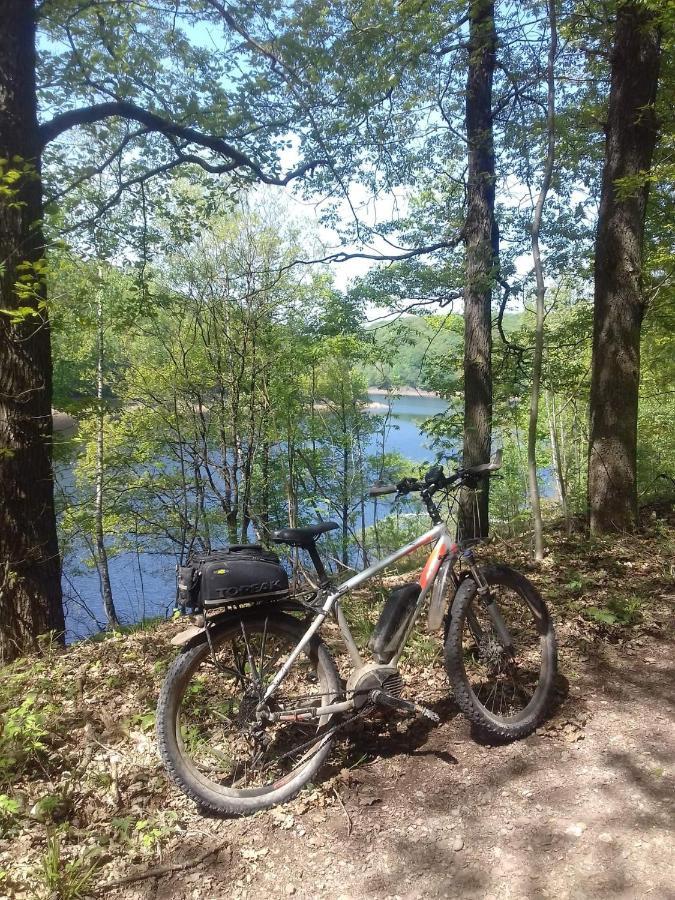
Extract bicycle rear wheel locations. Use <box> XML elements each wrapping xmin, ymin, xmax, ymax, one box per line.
<box><xmin>157</xmin><ymin>611</ymin><xmax>340</xmax><ymax>815</ymax></box>
<box><xmin>444</xmin><ymin>565</ymin><xmax>557</xmax><ymax>740</ymax></box>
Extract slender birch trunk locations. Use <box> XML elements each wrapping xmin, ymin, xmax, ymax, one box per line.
<box><xmin>94</xmin><ymin>272</ymin><xmax>119</xmax><ymax>629</ymax></box>
<box><xmin>546</xmin><ymin>390</ymin><xmax>570</xmax><ymax>533</ymax></box>
<box><xmin>527</xmin><ymin>0</ymin><xmax>557</xmax><ymax>561</ymax></box>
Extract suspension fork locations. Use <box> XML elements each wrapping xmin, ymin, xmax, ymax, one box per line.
<box><xmin>462</xmin><ymin>550</ymin><xmax>515</xmax><ymax>653</ymax></box>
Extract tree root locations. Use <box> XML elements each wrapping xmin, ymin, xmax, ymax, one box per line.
<box><xmin>98</xmin><ymin>842</ymin><xmax>228</xmax><ymax>892</ymax></box>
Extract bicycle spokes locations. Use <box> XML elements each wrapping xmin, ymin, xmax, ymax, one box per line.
<box><xmin>177</xmin><ymin>620</ymin><xmax>332</xmax><ymax>791</ymax></box>
<box><xmin>460</xmin><ymin>587</ymin><xmax>543</xmax><ymax>719</ymax></box>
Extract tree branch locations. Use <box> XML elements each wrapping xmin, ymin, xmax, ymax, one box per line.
<box><xmin>39</xmin><ymin>101</ymin><xmax>327</xmax><ymax>185</ymax></box>
<box><xmin>495</xmin><ymin>275</ymin><xmax>526</xmax><ymax>359</ymax></box>
<box><xmin>292</xmin><ymin>232</ymin><xmax>464</xmax><ymax>267</ymax></box>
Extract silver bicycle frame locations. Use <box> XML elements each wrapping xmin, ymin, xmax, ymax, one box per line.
<box><xmin>261</xmin><ymin>522</ymin><xmax>458</xmax><ymax>706</ymax></box>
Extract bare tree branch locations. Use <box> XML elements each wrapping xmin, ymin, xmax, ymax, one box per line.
<box><xmin>39</xmin><ymin>100</ymin><xmax>327</xmax><ymax>185</ymax></box>
<box><xmin>292</xmin><ymin>231</ymin><xmax>464</xmax><ymax>267</ymax></box>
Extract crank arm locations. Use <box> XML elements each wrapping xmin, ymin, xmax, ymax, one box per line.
<box><xmin>369</xmin><ymin>689</ymin><xmax>440</xmax><ymax>723</ymax></box>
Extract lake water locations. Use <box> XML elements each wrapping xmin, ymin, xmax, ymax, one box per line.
<box><xmin>368</xmin><ymin>392</ymin><xmax>450</xmax><ymax>462</ymax></box>
<box><xmin>61</xmin><ymin>392</ymin><xmax>451</xmax><ymax>639</ymax></box>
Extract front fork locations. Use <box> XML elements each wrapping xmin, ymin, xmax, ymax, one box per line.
<box><xmin>462</xmin><ymin>550</ymin><xmax>515</xmax><ymax>653</ymax></box>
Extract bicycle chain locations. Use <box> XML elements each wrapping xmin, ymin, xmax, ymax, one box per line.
<box><xmin>267</xmin><ymin>703</ymin><xmax>374</xmax><ymax>768</ymax></box>
<box><xmin>264</xmin><ymin>685</ymin><xmax>445</xmax><ymax>770</ymax></box>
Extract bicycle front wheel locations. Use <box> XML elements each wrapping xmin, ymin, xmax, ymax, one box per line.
<box><xmin>445</xmin><ymin>565</ymin><xmax>557</xmax><ymax>740</ymax></box>
<box><xmin>157</xmin><ymin>611</ymin><xmax>340</xmax><ymax>815</ymax></box>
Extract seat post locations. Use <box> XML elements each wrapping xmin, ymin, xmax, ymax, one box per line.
<box><xmin>305</xmin><ymin>541</ymin><xmax>330</xmax><ymax>588</ymax></box>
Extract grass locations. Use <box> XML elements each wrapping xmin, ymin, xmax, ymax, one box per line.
<box><xmin>86</xmin><ymin>614</ymin><xmax>167</xmax><ymax>643</ymax></box>
<box><xmin>38</xmin><ymin>831</ymin><xmax>101</xmax><ymax>900</ymax></box>
<box><xmin>401</xmin><ymin>630</ymin><xmax>442</xmax><ymax>666</ymax></box>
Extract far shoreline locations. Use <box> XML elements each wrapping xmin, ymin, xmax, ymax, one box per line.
<box><xmin>54</xmin><ymin>387</ymin><xmax>445</xmax><ymax>433</ymax></box>
<box><xmin>367</xmin><ymin>386</ymin><xmax>441</xmax><ymax>399</ymax></box>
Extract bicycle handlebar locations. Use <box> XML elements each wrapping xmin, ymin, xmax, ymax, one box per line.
<box><xmin>368</xmin><ymin>483</ymin><xmax>398</xmax><ymax>497</ymax></box>
<box><xmin>368</xmin><ymin>450</ymin><xmax>502</xmax><ymax>499</ymax></box>
<box><xmin>368</xmin><ymin>474</ymin><xmax>452</xmax><ymax>498</ymax></box>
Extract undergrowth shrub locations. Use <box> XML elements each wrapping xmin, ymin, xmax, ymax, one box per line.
<box><xmin>583</xmin><ymin>595</ymin><xmax>643</xmax><ymax>627</ymax></box>
<box><xmin>0</xmin><ymin>694</ymin><xmax>54</xmax><ymax>784</ymax></box>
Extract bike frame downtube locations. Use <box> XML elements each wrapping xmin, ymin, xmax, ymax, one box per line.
<box><xmin>261</xmin><ymin>524</ymin><xmax>448</xmax><ymax>705</ymax></box>
<box><xmin>390</xmin><ymin>531</ymin><xmax>457</xmax><ymax>665</ymax></box>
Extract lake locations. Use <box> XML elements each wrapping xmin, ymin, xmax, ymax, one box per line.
<box><xmin>367</xmin><ymin>391</ymin><xmax>450</xmax><ymax>462</ymax></box>
<box><xmin>60</xmin><ymin>391</ymin><xmax>451</xmax><ymax>640</ymax></box>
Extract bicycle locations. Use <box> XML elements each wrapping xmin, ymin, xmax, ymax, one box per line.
<box><xmin>156</xmin><ymin>450</ymin><xmax>557</xmax><ymax>815</ymax></box>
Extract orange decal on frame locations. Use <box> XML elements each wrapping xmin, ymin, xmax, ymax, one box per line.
<box><xmin>419</xmin><ymin>541</ymin><xmax>448</xmax><ymax>590</ymax></box>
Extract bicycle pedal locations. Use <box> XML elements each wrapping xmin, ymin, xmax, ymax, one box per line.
<box><xmin>369</xmin><ymin>689</ymin><xmax>440</xmax><ymax>723</ymax></box>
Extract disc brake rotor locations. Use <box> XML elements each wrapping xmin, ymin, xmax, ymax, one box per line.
<box><xmin>478</xmin><ymin>632</ymin><xmax>506</xmax><ymax>672</ymax></box>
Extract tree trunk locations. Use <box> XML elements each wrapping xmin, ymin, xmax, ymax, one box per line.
<box><xmin>546</xmin><ymin>390</ymin><xmax>570</xmax><ymax>533</ymax></box>
<box><xmin>341</xmin><ymin>435</ymin><xmax>349</xmax><ymax>568</ymax></box>
<box><xmin>527</xmin><ymin>0</ymin><xmax>557</xmax><ymax>562</ymax></box>
<box><xmin>461</xmin><ymin>0</ymin><xmax>497</xmax><ymax>541</ymax></box>
<box><xmin>94</xmin><ymin>278</ymin><xmax>119</xmax><ymax>629</ymax></box>
<box><xmin>259</xmin><ymin>440</ymin><xmax>270</xmax><ymax>537</ymax></box>
<box><xmin>0</xmin><ymin>0</ymin><xmax>64</xmax><ymax>661</ymax></box>
<box><xmin>588</xmin><ymin>3</ymin><xmax>661</xmax><ymax>534</ymax></box>
<box><xmin>355</xmin><ymin>418</ymin><xmax>368</xmax><ymax>567</ymax></box>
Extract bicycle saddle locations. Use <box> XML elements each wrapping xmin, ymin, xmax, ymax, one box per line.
<box><xmin>270</xmin><ymin>521</ymin><xmax>339</xmax><ymax>546</ymax></box>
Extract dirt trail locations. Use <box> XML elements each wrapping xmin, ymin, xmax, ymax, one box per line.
<box><xmin>110</xmin><ymin>631</ymin><xmax>674</xmax><ymax>900</ymax></box>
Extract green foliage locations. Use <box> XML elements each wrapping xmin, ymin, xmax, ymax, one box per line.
<box><xmin>0</xmin><ymin>156</ymin><xmax>39</xmax><ymax>211</ymax></box>
<box><xmin>401</xmin><ymin>630</ymin><xmax>440</xmax><ymax>667</ymax></box>
<box><xmin>38</xmin><ymin>831</ymin><xmax>101</xmax><ymax>900</ymax></box>
<box><xmin>133</xmin><ymin>811</ymin><xmax>179</xmax><ymax>855</ymax></box>
<box><xmin>0</xmin><ymin>793</ymin><xmax>21</xmax><ymax>838</ymax></box>
<box><xmin>50</xmin><ymin>255</ymin><xmax>144</xmax><ymax>410</ymax></box>
<box><xmin>0</xmin><ymin>695</ymin><xmax>52</xmax><ymax>784</ymax></box>
<box><xmin>0</xmin><ymin>794</ymin><xmax>20</xmax><ymax>816</ymax></box>
<box><xmin>109</xmin><ymin>811</ymin><xmax>180</xmax><ymax>856</ymax></box>
<box><xmin>363</xmin><ymin>510</ymin><xmax>429</xmax><ymax>557</ymax></box>
<box><xmin>52</xmin><ymin>195</ymin><xmax>394</xmax><ymax>582</ymax></box>
<box><xmin>131</xmin><ymin>710</ymin><xmax>156</xmax><ymax>732</ymax></box>
<box><xmin>362</xmin><ymin>314</ymin><xmax>461</xmax><ymax>390</ymax></box>
<box><xmin>38</xmin><ymin>0</ymin><xmax>673</xmax><ymax>585</ymax></box>
<box><xmin>583</xmin><ymin>597</ymin><xmax>643</xmax><ymax>628</ymax></box>
<box><xmin>638</xmin><ymin>297</ymin><xmax>675</xmax><ymax>496</ymax></box>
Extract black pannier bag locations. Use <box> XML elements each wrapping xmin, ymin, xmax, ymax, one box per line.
<box><xmin>177</xmin><ymin>545</ymin><xmax>289</xmax><ymax>611</ymax></box>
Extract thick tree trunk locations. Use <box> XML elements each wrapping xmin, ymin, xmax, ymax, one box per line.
<box><xmin>461</xmin><ymin>0</ymin><xmax>498</xmax><ymax>541</ymax></box>
<box><xmin>0</xmin><ymin>0</ymin><xmax>64</xmax><ymax>661</ymax></box>
<box><xmin>588</xmin><ymin>3</ymin><xmax>661</xmax><ymax>534</ymax></box>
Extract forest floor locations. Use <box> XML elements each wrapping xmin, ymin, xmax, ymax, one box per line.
<box><xmin>1</xmin><ymin>506</ymin><xmax>674</xmax><ymax>900</ymax></box>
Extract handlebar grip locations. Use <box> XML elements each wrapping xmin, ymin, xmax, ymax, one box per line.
<box><xmin>368</xmin><ymin>483</ymin><xmax>398</xmax><ymax>497</ymax></box>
